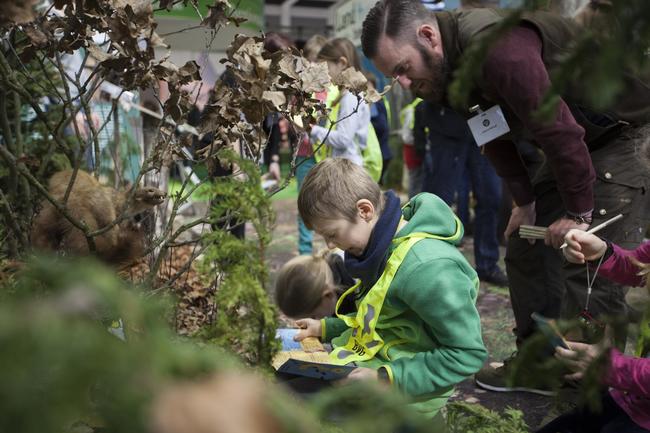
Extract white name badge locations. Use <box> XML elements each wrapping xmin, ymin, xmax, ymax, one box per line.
<box><xmin>467</xmin><ymin>105</ymin><xmax>510</xmax><ymax>146</ymax></box>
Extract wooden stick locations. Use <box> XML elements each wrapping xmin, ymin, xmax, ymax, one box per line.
<box><xmin>559</xmin><ymin>213</ymin><xmax>624</xmax><ymax>249</ymax></box>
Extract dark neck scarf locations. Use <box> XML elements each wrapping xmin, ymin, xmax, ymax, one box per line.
<box><xmin>344</xmin><ymin>190</ymin><xmax>401</xmax><ymax>291</ymax></box>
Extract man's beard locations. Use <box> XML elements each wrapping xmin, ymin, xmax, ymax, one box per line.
<box><xmin>413</xmin><ymin>45</ymin><xmax>449</xmax><ymax>103</ymax></box>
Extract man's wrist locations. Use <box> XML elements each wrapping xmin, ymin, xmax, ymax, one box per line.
<box><xmin>565</xmin><ymin>210</ymin><xmax>593</xmax><ymax>225</ymax></box>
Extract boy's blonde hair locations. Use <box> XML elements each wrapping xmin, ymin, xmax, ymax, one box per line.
<box><xmin>275</xmin><ymin>253</ymin><xmax>333</xmax><ymax>318</ymax></box>
<box><xmin>297</xmin><ymin>158</ymin><xmax>383</xmax><ymax>229</ymax></box>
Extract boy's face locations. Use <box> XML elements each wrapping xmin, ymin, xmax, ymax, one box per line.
<box><xmin>311</xmin><ymin>199</ymin><xmax>377</xmax><ymax>257</ymax></box>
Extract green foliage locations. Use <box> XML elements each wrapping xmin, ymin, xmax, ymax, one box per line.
<box><xmin>0</xmin><ymin>256</ymin><xmax>238</xmax><ymax>433</ymax></box>
<box><xmin>446</xmin><ymin>402</ymin><xmax>528</xmax><ymax>433</ymax></box>
<box><xmin>309</xmin><ymin>381</ymin><xmax>442</xmax><ymax>433</ymax></box>
<box><xmin>197</xmin><ymin>148</ymin><xmax>279</xmax><ymax>366</ymax></box>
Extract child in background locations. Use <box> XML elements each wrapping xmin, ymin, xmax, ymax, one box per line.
<box><xmin>275</xmin><ymin>251</ymin><xmax>356</xmax><ymax>320</ymax></box>
<box><xmin>294</xmin><ymin>158</ymin><xmax>487</xmax><ymax>420</ymax></box>
<box><xmin>310</xmin><ymin>38</ymin><xmax>374</xmax><ymax>170</ymax></box>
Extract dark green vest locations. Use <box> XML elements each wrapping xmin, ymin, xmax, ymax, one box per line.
<box><xmin>435</xmin><ymin>8</ymin><xmax>650</xmax><ymax>145</ymax></box>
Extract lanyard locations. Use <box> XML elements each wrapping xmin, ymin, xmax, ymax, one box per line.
<box><xmin>584</xmin><ymin>253</ymin><xmax>606</xmax><ymax>311</ymax></box>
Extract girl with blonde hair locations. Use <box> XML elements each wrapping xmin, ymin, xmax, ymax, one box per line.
<box><xmin>275</xmin><ymin>251</ymin><xmax>356</xmax><ymax>319</ymax></box>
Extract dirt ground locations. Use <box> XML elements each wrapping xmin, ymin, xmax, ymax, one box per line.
<box><xmin>265</xmin><ymin>198</ymin><xmax>566</xmax><ymax>430</ymax></box>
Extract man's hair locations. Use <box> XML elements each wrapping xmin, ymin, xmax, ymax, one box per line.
<box><xmin>361</xmin><ymin>0</ymin><xmax>433</xmax><ymax>59</ymax></box>
<box><xmin>317</xmin><ymin>37</ymin><xmax>362</xmax><ymax>71</ymax></box>
<box><xmin>298</xmin><ymin>158</ymin><xmax>383</xmax><ymax>229</ymax></box>
<box><xmin>275</xmin><ymin>254</ymin><xmax>333</xmax><ymax>318</ymax></box>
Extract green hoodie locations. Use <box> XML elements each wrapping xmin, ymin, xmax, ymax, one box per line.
<box><xmin>322</xmin><ymin>193</ymin><xmax>487</xmax><ymax>417</ymax></box>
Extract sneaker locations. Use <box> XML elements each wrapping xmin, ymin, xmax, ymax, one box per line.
<box><xmin>478</xmin><ymin>267</ymin><xmax>509</xmax><ymax>287</ymax></box>
<box><xmin>474</xmin><ymin>353</ymin><xmax>556</xmax><ymax>396</ymax></box>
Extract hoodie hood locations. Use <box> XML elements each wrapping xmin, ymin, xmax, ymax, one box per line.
<box><xmin>397</xmin><ymin>193</ymin><xmax>464</xmax><ymax>246</ymax></box>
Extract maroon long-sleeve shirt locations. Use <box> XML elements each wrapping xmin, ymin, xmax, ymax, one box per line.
<box><xmin>480</xmin><ymin>26</ymin><xmax>596</xmax><ymax>215</ymax></box>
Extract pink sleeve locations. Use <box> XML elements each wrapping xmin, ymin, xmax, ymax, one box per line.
<box><xmin>605</xmin><ymin>349</ymin><xmax>650</xmax><ymax>398</ymax></box>
<box><xmin>598</xmin><ymin>241</ymin><xmax>650</xmax><ymax>287</ymax></box>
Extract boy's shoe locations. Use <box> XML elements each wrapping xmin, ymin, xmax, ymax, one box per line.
<box><xmin>474</xmin><ymin>353</ymin><xmax>556</xmax><ymax>397</ymax></box>
<box><xmin>478</xmin><ymin>268</ymin><xmax>509</xmax><ymax>287</ymax></box>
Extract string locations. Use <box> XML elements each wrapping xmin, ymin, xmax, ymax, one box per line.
<box><xmin>584</xmin><ymin>252</ymin><xmax>606</xmax><ymax>311</ymax></box>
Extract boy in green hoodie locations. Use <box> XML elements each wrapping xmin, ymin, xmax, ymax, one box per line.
<box><xmin>294</xmin><ymin>158</ymin><xmax>486</xmax><ymax>418</ymax></box>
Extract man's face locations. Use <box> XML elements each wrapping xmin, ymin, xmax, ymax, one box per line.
<box><xmin>373</xmin><ymin>28</ymin><xmax>448</xmax><ymax>103</ymax></box>
<box><xmin>312</xmin><ymin>213</ymin><xmax>375</xmax><ymax>257</ymax></box>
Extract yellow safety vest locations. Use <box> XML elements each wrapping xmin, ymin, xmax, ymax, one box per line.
<box><xmin>329</xmin><ymin>227</ymin><xmax>463</xmax><ymax>365</ymax></box>
<box><xmin>313</xmin><ymin>86</ymin><xmax>383</xmax><ymax>182</ymax></box>
<box><xmin>399</xmin><ymin>97</ymin><xmax>422</xmax><ymax>131</ymax></box>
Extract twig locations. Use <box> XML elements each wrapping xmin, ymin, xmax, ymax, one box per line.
<box><xmin>159</xmin><ymin>25</ymin><xmax>204</xmax><ymax>37</ymax></box>
<box><xmin>0</xmin><ymin>90</ymin><xmax>18</xmax><ymax>197</ymax></box>
<box><xmin>13</xmin><ymin>91</ymin><xmax>32</xmax><ymax>218</ymax></box>
<box><xmin>0</xmin><ymin>51</ymin><xmax>75</xmax><ymax>166</ymax></box>
<box><xmin>0</xmin><ymin>188</ymin><xmax>28</xmax><ymax>251</ymax></box>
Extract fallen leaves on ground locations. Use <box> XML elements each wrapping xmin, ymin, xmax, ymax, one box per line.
<box><xmin>119</xmin><ymin>245</ymin><xmax>215</xmax><ymax>336</ymax></box>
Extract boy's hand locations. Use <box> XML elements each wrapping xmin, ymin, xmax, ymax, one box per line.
<box><xmin>337</xmin><ymin>367</ymin><xmax>379</xmax><ymax>385</ymax></box>
<box><xmin>294</xmin><ymin>319</ymin><xmax>321</xmax><ymax>341</ymax></box>
<box><xmin>563</xmin><ymin>229</ymin><xmax>607</xmax><ymax>264</ymax></box>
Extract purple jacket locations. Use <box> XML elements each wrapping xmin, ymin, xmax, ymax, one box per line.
<box><xmin>599</xmin><ymin>241</ymin><xmax>650</xmax><ymax>429</ymax></box>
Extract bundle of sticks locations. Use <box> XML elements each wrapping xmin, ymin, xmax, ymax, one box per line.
<box><xmin>518</xmin><ymin>214</ymin><xmax>624</xmax><ymax>245</ymax></box>
<box><xmin>519</xmin><ymin>225</ymin><xmax>547</xmax><ymax>240</ymax></box>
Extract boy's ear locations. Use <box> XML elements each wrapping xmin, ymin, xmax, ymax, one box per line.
<box><xmin>356</xmin><ymin>199</ymin><xmax>375</xmax><ymax>221</ymax></box>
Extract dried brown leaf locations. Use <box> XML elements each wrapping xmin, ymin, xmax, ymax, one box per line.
<box><xmin>200</xmin><ymin>0</ymin><xmax>245</xmax><ymax>29</ymax></box>
<box><xmin>297</xmin><ymin>60</ymin><xmax>330</xmax><ymax>93</ymax></box>
<box><xmin>87</xmin><ymin>43</ymin><xmax>114</xmax><ymax>62</ymax></box>
<box><xmin>262</xmin><ymin>91</ymin><xmax>286</xmax><ymax>111</ymax></box>
<box><xmin>333</xmin><ymin>67</ymin><xmax>367</xmax><ymax>92</ymax></box>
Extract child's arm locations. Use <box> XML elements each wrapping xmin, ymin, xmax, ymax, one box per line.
<box><xmin>387</xmin><ymin>259</ymin><xmax>487</xmax><ymax>395</ymax></box>
<box><xmin>321</xmin><ymin>317</ymin><xmax>349</xmax><ymax>343</ymax></box>
<box><xmin>310</xmin><ymin>93</ymin><xmax>367</xmax><ymax>152</ymax></box>
<box><xmin>294</xmin><ymin>317</ymin><xmax>349</xmax><ymax>342</ymax></box>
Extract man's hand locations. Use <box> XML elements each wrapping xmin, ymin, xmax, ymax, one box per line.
<box><xmin>546</xmin><ymin>217</ymin><xmax>589</xmax><ymax>249</ymax></box>
<box><xmin>337</xmin><ymin>367</ymin><xmax>379</xmax><ymax>385</ymax></box>
<box><xmin>554</xmin><ymin>341</ymin><xmax>603</xmax><ymax>381</ymax></box>
<box><xmin>563</xmin><ymin>229</ymin><xmax>608</xmax><ymax>264</ymax></box>
<box><xmin>505</xmin><ymin>201</ymin><xmax>536</xmax><ymax>241</ymax></box>
<box><xmin>294</xmin><ymin>318</ymin><xmax>322</xmax><ymax>341</ymax></box>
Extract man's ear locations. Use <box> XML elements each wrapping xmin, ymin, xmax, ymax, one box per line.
<box><xmin>356</xmin><ymin>199</ymin><xmax>375</xmax><ymax>221</ymax></box>
<box><xmin>417</xmin><ymin>24</ymin><xmax>439</xmax><ymax>49</ymax></box>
